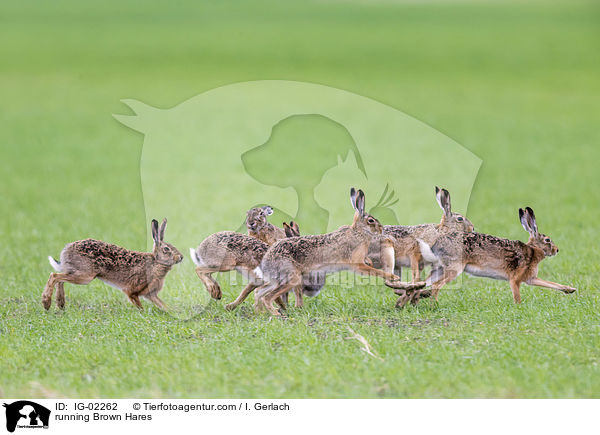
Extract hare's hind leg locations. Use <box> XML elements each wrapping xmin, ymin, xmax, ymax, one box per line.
<box><xmin>429</xmin><ymin>266</ymin><xmax>462</xmax><ymax>301</ymax></box>
<box><xmin>42</xmin><ymin>272</ymin><xmax>95</xmax><ymax>310</ymax></box>
<box><xmin>56</xmin><ymin>282</ymin><xmax>66</xmax><ymax>309</ymax></box>
<box><xmin>409</xmin><ymin>253</ymin><xmax>422</xmax><ymax>284</ymax></box>
<box><xmin>195</xmin><ymin>267</ymin><xmax>223</xmax><ymax>300</ymax></box>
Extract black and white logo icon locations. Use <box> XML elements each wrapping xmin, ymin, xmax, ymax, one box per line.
<box><xmin>3</xmin><ymin>401</ymin><xmax>50</xmax><ymax>433</ymax></box>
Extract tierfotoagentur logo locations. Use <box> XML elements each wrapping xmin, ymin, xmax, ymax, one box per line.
<box><xmin>3</xmin><ymin>401</ymin><xmax>50</xmax><ymax>433</ymax></box>
<box><xmin>114</xmin><ymin>80</ymin><xmax>481</xmax><ymax>311</ymax></box>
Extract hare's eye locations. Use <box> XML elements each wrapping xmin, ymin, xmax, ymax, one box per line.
<box><xmin>457</xmin><ymin>217</ymin><xmax>464</xmax><ymax>222</ymax></box>
<box><xmin>367</xmin><ymin>217</ymin><xmax>375</xmax><ymax>224</ymax></box>
<box><xmin>163</xmin><ymin>247</ymin><xmax>170</xmax><ymax>253</ymax></box>
<box><xmin>544</xmin><ymin>238</ymin><xmax>551</xmax><ymax>243</ymax></box>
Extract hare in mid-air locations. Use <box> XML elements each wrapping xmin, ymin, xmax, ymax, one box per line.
<box><xmin>254</xmin><ymin>188</ymin><xmax>425</xmax><ymax>316</ymax></box>
<box><xmin>42</xmin><ymin>219</ymin><xmax>183</xmax><ymax>310</ymax></box>
<box><xmin>415</xmin><ymin>207</ymin><xmax>576</xmax><ymax>305</ymax></box>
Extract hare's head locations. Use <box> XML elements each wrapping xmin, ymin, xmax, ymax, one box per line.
<box><xmin>246</xmin><ymin>206</ymin><xmax>273</xmax><ymax>233</ymax></box>
<box><xmin>436</xmin><ymin>186</ymin><xmax>474</xmax><ymax>232</ymax></box>
<box><xmin>519</xmin><ymin>207</ymin><xmax>558</xmax><ymax>257</ymax></box>
<box><xmin>151</xmin><ymin>218</ymin><xmax>184</xmax><ymax>266</ymax></box>
<box><xmin>283</xmin><ymin>221</ymin><xmax>300</xmax><ymax>237</ymax></box>
<box><xmin>350</xmin><ymin>187</ymin><xmax>383</xmax><ymax>235</ymax></box>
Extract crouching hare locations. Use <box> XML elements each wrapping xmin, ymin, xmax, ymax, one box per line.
<box><xmin>43</xmin><ymin>218</ymin><xmax>183</xmax><ymax>310</ymax></box>
<box><xmin>254</xmin><ymin>188</ymin><xmax>425</xmax><ymax>316</ymax></box>
<box><xmin>416</xmin><ymin>207</ymin><xmax>576</xmax><ymax>305</ymax></box>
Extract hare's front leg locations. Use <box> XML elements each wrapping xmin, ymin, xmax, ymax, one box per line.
<box><xmin>263</xmin><ymin>284</ymin><xmax>296</xmax><ymax>316</ymax></box>
<box><xmin>509</xmin><ymin>279</ymin><xmax>522</xmax><ymax>304</ymax></box>
<box><xmin>127</xmin><ymin>294</ymin><xmax>144</xmax><ymax>310</ymax></box>
<box><xmin>142</xmin><ymin>280</ymin><xmax>169</xmax><ymax>310</ymax></box>
<box><xmin>225</xmin><ymin>283</ymin><xmax>259</xmax><ymax>311</ymax></box>
<box><xmin>293</xmin><ymin>286</ymin><xmax>304</xmax><ymax>308</ymax></box>
<box><xmin>526</xmin><ymin>277</ymin><xmax>577</xmax><ymax>294</ymax></box>
<box><xmin>225</xmin><ymin>267</ymin><xmax>264</xmax><ymax>311</ymax></box>
<box><xmin>350</xmin><ymin>262</ymin><xmax>425</xmax><ymax>291</ymax></box>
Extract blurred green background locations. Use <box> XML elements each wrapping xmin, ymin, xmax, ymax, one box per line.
<box><xmin>1</xmin><ymin>0</ymin><xmax>599</xmax><ymax>398</ymax></box>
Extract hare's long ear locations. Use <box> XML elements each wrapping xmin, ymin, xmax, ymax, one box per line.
<box><xmin>519</xmin><ymin>208</ymin><xmax>535</xmax><ymax>236</ymax></box>
<box><xmin>291</xmin><ymin>221</ymin><xmax>300</xmax><ymax>235</ymax></box>
<box><xmin>356</xmin><ymin>189</ymin><xmax>366</xmax><ymax>217</ymax></box>
<box><xmin>436</xmin><ymin>186</ymin><xmax>452</xmax><ymax>217</ymax></box>
<box><xmin>525</xmin><ymin>207</ymin><xmax>538</xmax><ymax>235</ymax></box>
<box><xmin>159</xmin><ymin>218</ymin><xmax>167</xmax><ymax>242</ymax></box>
<box><xmin>262</xmin><ymin>206</ymin><xmax>273</xmax><ymax>216</ymax></box>
<box><xmin>283</xmin><ymin>222</ymin><xmax>292</xmax><ymax>237</ymax></box>
<box><xmin>151</xmin><ymin>219</ymin><xmax>160</xmax><ymax>245</ymax></box>
<box><xmin>350</xmin><ymin>187</ymin><xmax>357</xmax><ymax>210</ymax></box>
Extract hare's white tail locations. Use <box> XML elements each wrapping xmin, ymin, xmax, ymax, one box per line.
<box><xmin>417</xmin><ymin>239</ymin><xmax>439</xmax><ymax>264</ymax></box>
<box><xmin>253</xmin><ymin>266</ymin><xmax>264</xmax><ymax>280</ymax></box>
<box><xmin>189</xmin><ymin>248</ymin><xmax>202</xmax><ymax>266</ymax></box>
<box><xmin>48</xmin><ymin>256</ymin><xmax>62</xmax><ymax>272</ymax></box>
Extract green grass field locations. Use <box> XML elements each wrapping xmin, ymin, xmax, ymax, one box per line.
<box><xmin>1</xmin><ymin>0</ymin><xmax>599</xmax><ymax>398</ymax></box>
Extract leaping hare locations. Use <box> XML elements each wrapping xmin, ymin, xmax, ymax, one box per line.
<box><xmin>254</xmin><ymin>188</ymin><xmax>425</xmax><ymax>316</ymax></box>
<box><xmin>42</xmin><ymin>219</ymin><xmax>183</xmax><ymax>310</ymax></box>
<box><xmin>369</xmin><ymin>186</ymin><xmax>474</xmax><ymax>285</ymax></box>
<box><xmin>415</xmin><ymin>207</ymin><xmax>576</xmax><ymax>305</ymax></box>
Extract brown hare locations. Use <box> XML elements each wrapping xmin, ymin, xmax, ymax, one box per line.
<box><xmin>413</xmin><ymin>206</ymin><xmax>576</xmax><ymax>306</ymax></box>
<box><xmin>246</xmin><ymin>206</ymin><xmax>286</xmax><ymax>245</ymax></box>
<box><xmin>369</xmin><ymin>186</ymin><xmax>474</xmax><ymax>286</ymax></box>
<box><xmin>190</xmin><ymin>215</ymin><xmax>320</xmax><ymax>310</ymax></box>
<box><xmin>254</xmin><ymin>188</ymin><xmax>425</xmax><ymax>316</ymax></box>
<box><xmin>42</xmin><ymin>219</ymin><xmax>183</xmax><ymax>310</ymax></box>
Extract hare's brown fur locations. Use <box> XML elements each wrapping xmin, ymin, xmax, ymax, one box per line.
<box><xmin>255</xmin><ymin>188</ymin><xmax>425</xmax><ymax>316</ymax></box>
<box><xmin>409</xmin><ymin>207</ymin><xmax>576</xmax><ymax>307</ymax></box>
<box><xmin>42</xmin><ymin>219</ymin><xmax>183</xmax><ymax>310</ymax></box>
<box><xmin>368</xmin><ymin>187</ymin><xmax>474</xmax><ymax>287</ymax></box>
<box><xmin>246</xmin><ymin>206</ymin><xmax>286</xmax><ymax>245</ymax></box>
<box><xmin>191</xmin><ymin>231</ymin><xmax>268</xmax><ymax>301</ymax></box>
<box><xmin>191</xmin><ymin>221</ymin><xmax>316</xmax><ymax>310</ymax></box>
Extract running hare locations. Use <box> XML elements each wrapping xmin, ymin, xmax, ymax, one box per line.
<box><xmin>254</xmin><ymin>188</ymin><xmax>424</xmax><ymax>316</ymax></box>
<box><xmin>42</xmin><ymin>219</ymin><xmax>183</xmax><ymax>310</ymax></box>
<box><xmin>190</xmin><ymin>220</ymin><xmax>320</xmax><ymax>310</ymax></box>
<box><xmin>414</xmin><ymin>207</ymin><xmax>576</xmax><ymax>306</ymax></box>
<box><xmin>368</xmin><ymin>186</ymin><xmax>474</xmax><ymax>285</ymax></box>
<box><xmin>190</xmin><ymin>205</ymin><xmax>287</xmax><ymax>301</ymax></box>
